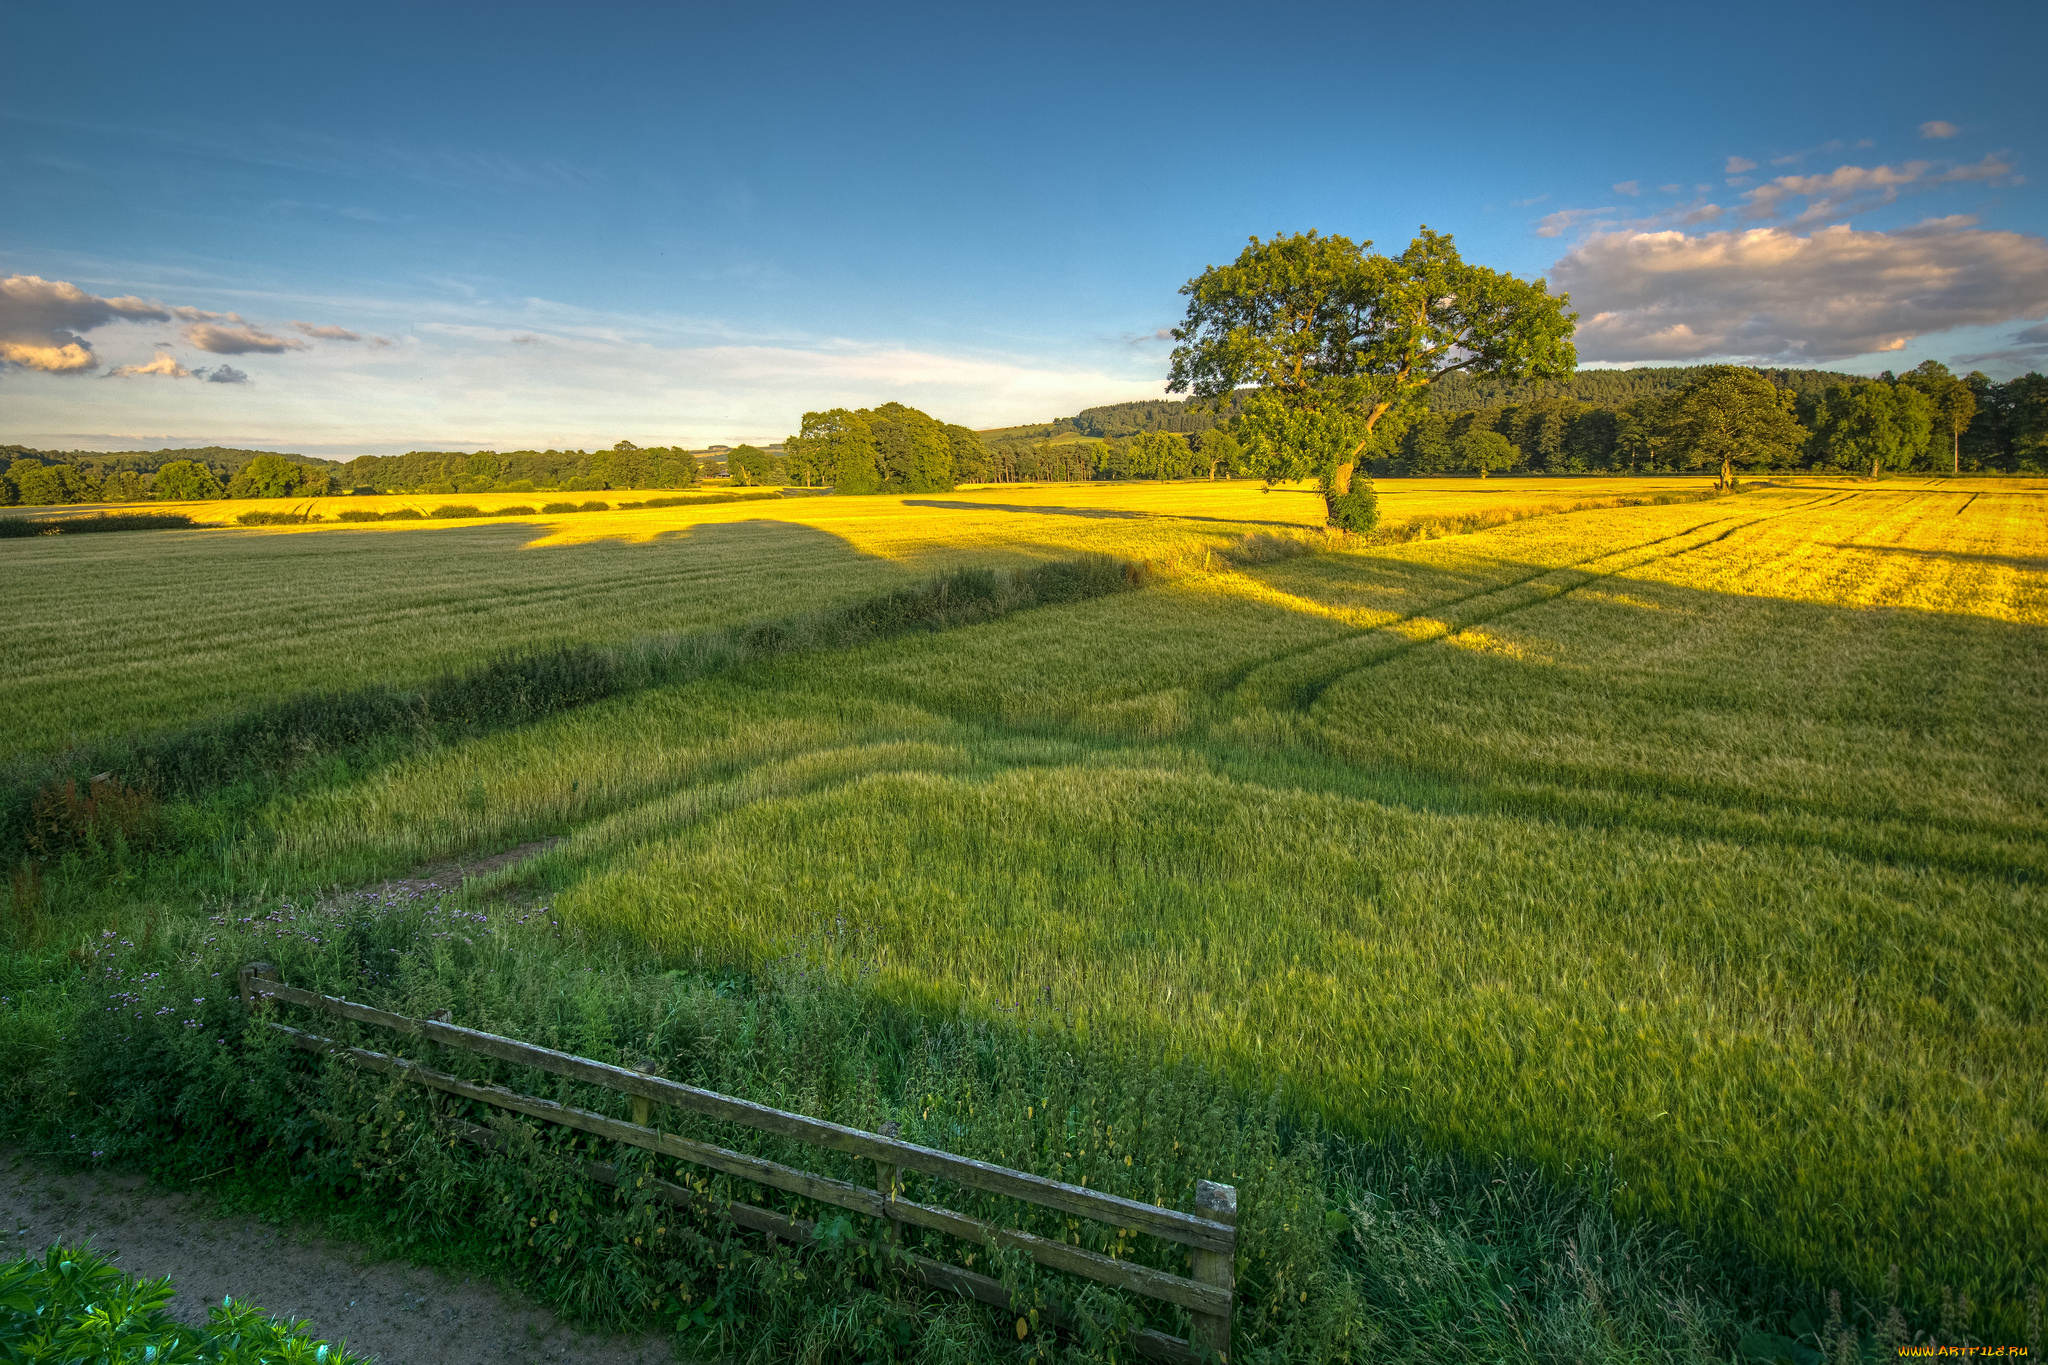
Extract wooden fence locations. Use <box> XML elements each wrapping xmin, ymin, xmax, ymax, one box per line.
<box><xmin>241</xmin><ymin>962</ymin><xmax>1238</xmax><ymax>1362</ymax></box>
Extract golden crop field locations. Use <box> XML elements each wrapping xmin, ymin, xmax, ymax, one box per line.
<box><xmin>188</xmin><ymin>475</ymin><xmax>2047</xmax><ymax>1329</ymax></box>
<box><xmin>9</xmin><ymin>474</ymin><xmax>2043</xmax><ymax>1342</ymax></box>
<box><xmin>3</xmin><ymin>476</ymin><xmax>1716</xmax><ymax>753</ymax></box>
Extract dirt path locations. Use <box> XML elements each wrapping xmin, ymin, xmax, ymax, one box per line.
<box><xmin>1</xmin><ymin>1152</ymin><xmax>676</xmax><ymax>1364</ymax></box>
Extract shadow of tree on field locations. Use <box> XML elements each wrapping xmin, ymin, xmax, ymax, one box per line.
<box><xmin>902</xmin><ymin>499</ymin><xmax>1312</xmax><ymax>530</ymax></box>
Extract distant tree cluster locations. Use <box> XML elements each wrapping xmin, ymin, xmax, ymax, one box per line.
<box><xmin>1391</xmin><ymin>362</ymin><xmax>2044</xmax><ymax>479</ymax></box>
<box><xmin>0</xmin><ymin>446</ymin><xmax>339</xmax><ymax>506</ymax></box>
<box><xmin>337</xmin><ymin>441</ymin><xmax>703</xmax><ymax>494</ymax></box>
<box><xmin>783</xmin><ymin>403</ymin><xmax>974</xmax><ymax>493</ymax></box>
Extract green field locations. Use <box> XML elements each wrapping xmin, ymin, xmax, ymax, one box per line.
<box><xmin>5</xmin><ymin>474</ymin><xmax>2043</xmax><ymax>1358</ymax></box>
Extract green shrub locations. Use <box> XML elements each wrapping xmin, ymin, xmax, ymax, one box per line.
<box><xmin>0</xmin><ymin>512</ymin><xmax>198</xmax><ymax>538</ymax></box>
<box><xmin>428</xmin><ymin>505</ymin><xmax>486</xmax><ymax>519</ymax></box>
<box><xmin>235</xmin><ymin>510</ymin><xmax>316</xmax><ymax>526</ymax></box>
<box><xmin>380</xmin><ymin>507</ymin><xmax>424</xmax><ymax>520</ymax></box>
<box><xmin>335</xmin><ymin>509</ymin><xmax>382</xmax><ymax>522</ymax></box>
<box><xmin>1325</xmin><ymin>485</ymin><xmax>1380</xmax><ymax>534</ymax></box>
<box><xmin>497</xmin><ymin>505</ymin><xmax>537</xmax><ymax>515</ymax></box>
<box><xmin>577</xmin><ymin>500</ymin><xmax>609</xmax><ymax>512</ymax></box>
<box><xmin>541</xmin><ymin>501</ymin><xmax>580</xmax><ymax>513</ymax></box>
<box><xmin>0</xmin><ymin>1243</ymin><xmax>368</xmax><ymax>1362</ymax></box>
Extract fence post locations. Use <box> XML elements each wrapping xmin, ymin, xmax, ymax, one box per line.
<box><xmin>238</xmin><ymin>962</ymin><xmax>279</xmax><ymax>1012</ymax></box>
<box><xmin>875</xmin><ymin>1120</ymin><xmax>903</xmax><ymax>1244</ymax></box>
<box><xmin>1189</xmin><ymin>1180</ymin><xmax>1236</xmax><ymax>1361</ymax></box>
<box><xmin>631</xmin><ymin>1060</ymin><xmax>656</xmax><ymax>1129</ymax></box>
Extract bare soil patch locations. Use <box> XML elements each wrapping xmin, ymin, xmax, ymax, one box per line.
<box><xmin>1</xmin><ymin>1152</ymin><xmax>678</xmax><ymax>1364</ymax></box>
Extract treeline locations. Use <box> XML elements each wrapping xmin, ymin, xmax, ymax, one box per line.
<box><xmin>0</xmin><ymin>447</ymin><xmax>341</xmax><ymax>506</ymax></box>
<box><xmin>1384</xmin><ymin>364</ymin><xmax>2048</xmax><ymax>476</ymax></box>
<box><xmin>336</xmin><ymin>441</ymin><xmax>708</xmax><ymax>494</ymax></box>
<box><xmin>1421</xmin><ymin>365</ymin><xmax>1864</xmax><ymax>412</ymax></box>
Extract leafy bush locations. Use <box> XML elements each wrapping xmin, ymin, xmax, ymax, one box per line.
<box><xmin>236</xmin><ymin>510</ymin><xmax>316</xmax><ymax>526</ymax></box>
<box><xmin>576</xmin><ymin>500</ymin><xmax>609</xmax><ymax>512</ymax></box>
<box><xmin>541</xmin><ymin>501</ymin><xmax>580</xmax><ymax>513</ymax></box>
<box><xmin>0</xmin><ymin>513</ymin><xmax>198</xmax><ymax>538</ymax></box>
<box><xmin>496</xmin><ymin>505</ymin><xmax>537</xmax><ymax>516</ymax></box>
<box><xmin>380</xmin><ymin>507</ymin><xmax>424</xmax><ymax>520</ymax></box>
<box><xmin>1324</xmin><ymin>485</ymin><xmax>1380</xmax><ymax>534</ymax></box>
<box><xmin>335</xmin><ymin>509</ymin><xmax>382</xmax><ymax>522</ymax></box>
<box><xmin>428</xmin><ymin>505</ymin><xmax>486</xmax><ymax>519</ymax></box>
<box><xmin>0</xmin><ymin>1243</ymin><xmax>368</xmax><ymax>1362</ymax></box>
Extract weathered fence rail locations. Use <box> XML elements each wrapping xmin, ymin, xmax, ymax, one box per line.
<box><xmin>241</xmin><ymin>962</ymin><xmax>1237</xmax><ymax>1361</ymax></box>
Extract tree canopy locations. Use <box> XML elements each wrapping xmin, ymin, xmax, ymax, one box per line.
<box><xmin>784</xmin><ymin>402</ymin><xmax>962</xmax><ymax>494</ymax></box>
<box><xmin>1659</xmin><ymin>367</ymin><xmax>1807</xmax><ymax>486</ymax></box>
<box><xmin>1168</xmin><ymin>227</ymin><xmax>1576</xmax><ymax>529</ymax></box>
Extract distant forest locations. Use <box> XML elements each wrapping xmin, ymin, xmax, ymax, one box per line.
<box><xmin>980</xmin><ymin>366</ymin><xmax>2048</xmax><ymax>479</ymax></box>
<box><xmin>6</xmin><ymin>366</ymin><xmax>2046</xmax><ymax>508</ymax></box>
<box><xmin>334</xmin><ymin>443</ymin><xmax>710</xmax><ymax>495</ymax></box>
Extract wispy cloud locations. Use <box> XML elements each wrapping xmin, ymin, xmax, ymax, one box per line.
<box><xmin>291</xmin><ymin>320</ymin><xmax>362</xmax><ymax>341</ymax></box>
<box><xmin>1535</xmin><ymin>206</ymin><xmax>1615</xmax><ymax>239</ymax></box>
<box><xmin>1725</xmin><ymin>156</ymin><xmax>1757</xmax><ymax>174</ymax></box>
<box><xmin>1612</xmin><ymin>181</ymin><xmax>1641</xmax><ymax>196</ymax></box>
<box><xmin>202</xmin><ymin>364</ymin><xmax>250</xmax><ymax>384</ymax></box>
<box><xmin>1509</xmin><ymin>194</ymin><xmax>1550</xmax><ymax>208</ymax></box>
<box><xmin>1740</xmin><ymin>153</ymin><xmax>2012</xmax><ymax>225</ymax></box>
<box><xmin>1920</xmin><ymin>120</ymin><xmax>1960</xmax><ymax>140</ymax></box>
<box><xmin>184</xmin><ymin>323</ymin><xmax>305</xmax><ymax>355</ymax></box>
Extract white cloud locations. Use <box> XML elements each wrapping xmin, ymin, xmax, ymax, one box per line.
<box><xmin>1920</xmin><ymin>120</ymin><xmax>1960</xmax><ymax>139</ymax></box>
<box><xmin>291</xmin><ymin>320</ymin><xmax>362</xmax><ymax>341</ymax></box>
<box><xmin>184</xmin><ymin>323</ymin><xmax>305</xmax><ymax>355</ymax></box>
<box><xmin>1551</xmin><ymin>219</ymin><xmax>2048</xmax><ymax>363</ymax></box>
<box><xmin>1725</xmin><ymin>156</ymin><xmax>1757</xmax><ymax>174</ymax></box>
<box><xmin>106</xmin><ymin>351</ymin><xmax>195</xmax><ymax>379</ymax></box>
<box><xmin>0</xmin><ymin>274</ymin><xmax>174</xmax><ymax>373</ymax></box>
<box><xmin>1612</xmin><ymin>180</ymin><xmax>1641</xmax><ymax>196</ymax></box>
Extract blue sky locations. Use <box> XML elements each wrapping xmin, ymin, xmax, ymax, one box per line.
<box><xmin>3</xmin><ymin>0</ymin><xmax>2044</xmax><ymax>454</ymax></box>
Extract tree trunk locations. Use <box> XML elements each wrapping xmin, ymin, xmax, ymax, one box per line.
<box><xmin>1871</xmin><ymin>457</ymin><xmax>1880</xmax><ymax>480</ymax></box>
<box><xmin>1478</xmin><ymin>467</ymin><xmax>1488</xmax><ymax>479</ymax></box>
<box><xmin>1332</xmin><ymin>461</ymin><xmax>1355</xmax><ymax>495</ymax></box>
<box><xmin>1953</xmin><ymin>427</ymin><xmax>1961</xmax><ymax>475</ymax></box>
<box><xmin>1721</xmin><ymin>455</ymin><xmax>1732</xmax><ymax>490</ymax></box>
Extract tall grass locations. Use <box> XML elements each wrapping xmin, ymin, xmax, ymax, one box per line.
<box><xmin>5</xmin><ymin>478</ymin><xmax>2043</xmax><ymax>1350</ymax></box>
<box><xmin>0</xmin><ymin>556</ymin><xmax>1144</xmax><ymax>865</ymax></box>
<box><xmin>0</xmin><ymin>892</ymin><xmax>1782</xmax><ymax>1364</ymax></box>
<box><xmin>190</xmin><ymin>484</ymin><xmax>2046</xmax><ymax>1338</ymax></box>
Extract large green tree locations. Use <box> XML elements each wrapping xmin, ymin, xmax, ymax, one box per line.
<box><xmin>1813</xmin><ymin>381</ymin><xmax>1933</xmax><ymax>479</ymax></box>
<box><xmin>150</xmin><ymin>460</ymin><xmax>227</xmax><ymax>501</ymax></box>
<box><xmin>1898</xmin><ymin>360</ymin><xmax>1978</xmax><ymax>475</ymax></box>
<box><xmin>1456</xmin><ymin>428</ymin><xmax>1518</xmax><ymax>478</ymax></box>
<box><xmin>226</xmin><ymin>453</ymin><xmax>307</xmax><ymax>498</ymax></box>
<box><xmin>1168</xmin><ymin>227</ymin><xmax>1576</xmax><ymax>530</ymax></box>
<box><xmin>1660</xmin><ymin>367</ymin><xmax>1806</xmax><ymax>486</ymax></box>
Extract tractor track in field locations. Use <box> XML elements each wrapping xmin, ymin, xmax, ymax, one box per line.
<box><xmin>1285</xmin><ymin>489</ymin><xmax>1862</xmax><ymax>711</ymax></box>
<box><xmin>1204</xmin><ymin>489</ymin><xmax>1854</xmax><ymax>712</ymax></box>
